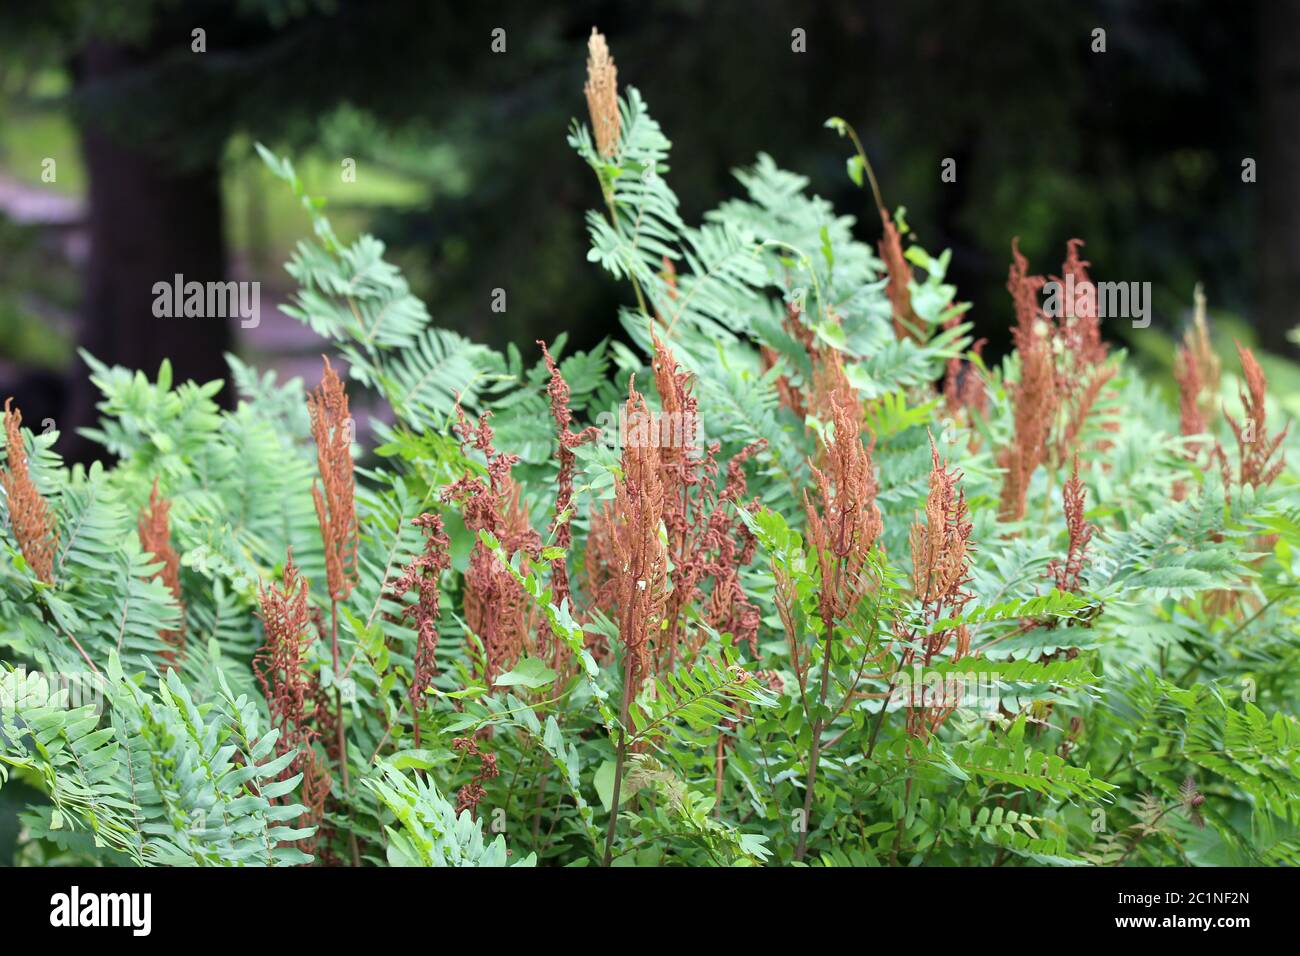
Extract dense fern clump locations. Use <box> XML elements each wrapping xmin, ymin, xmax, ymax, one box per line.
<box><xmin>1</xmin><ymin>31</ymin><xmax>1297</xmax><ymax>868</ymax></box>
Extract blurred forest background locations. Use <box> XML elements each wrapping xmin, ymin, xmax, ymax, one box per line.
<box><xmin>0</xmin><ymin>0</ymin><xmax>1295</xmax><ymax>465</ymax></box>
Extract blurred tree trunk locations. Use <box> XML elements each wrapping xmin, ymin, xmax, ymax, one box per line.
<box><xmin>63</xmin><ymin>41</ymin><xmax>231</xmax><ymax>465</ymax></box>
<box><xmin>1258</xmin><ymin>0</ymin><xmax>1300</xmax><ymax>358</ymax></box>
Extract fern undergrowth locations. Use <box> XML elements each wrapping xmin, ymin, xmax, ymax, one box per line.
<box><xmin>0</xmin><ymin>30</ymin><xmax>1296</xmax><ymax>868</ymax></box>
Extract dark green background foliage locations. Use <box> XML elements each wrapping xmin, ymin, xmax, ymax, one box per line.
<box><xmin>0</xmin><ymin>0</ymin><xmax>1290</xmax><ymax>454</ymax></box>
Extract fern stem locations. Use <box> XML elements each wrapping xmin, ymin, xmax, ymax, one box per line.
<box><xmin>603</xmin><ymin>651</ymin><xmax>635</xmax><ymax>866</ymax></box>
<box><xmin>603</xmin><ymin>190</ymin><xmax>650</xmax><ymax>318</ymax></box>
<box><xmin>714</xmin><ymin>733</ymin><xmax>725</xmax><ymax>817</ymax></box>
<box><xmin>603</xmin><ymin>729</ymin><xmax>627</xmax><ymax>866</ymax></box>
<box><xmin>865</xmin><ymin>657</ymin><xmax>906</xmax><ymax>761</ymax></box>
<box><xmin>794</xmin><ymin>624</ymin><xmax>835</xmax><ymax>861</ymax></box>
<box><xmin>330</xmin><ymin>599</ymin><xmax>361</xmax><ymax>867</ymax></box>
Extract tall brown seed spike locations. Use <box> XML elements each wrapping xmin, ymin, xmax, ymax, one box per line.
<box><xmin>0</xmin><ymin>397</ymin><xmax>58</xmax><ymax>584</ymax></box>
<box><xmin>307</xmin><ymin>357</ymin><xmax>358</xmax><ymax>603</ymax></box>
<box><xmin>137</xmin><ymin>478</ymin><xmax>186</xmax><ymax>668</ymax></box>
<box><xmin>584</xmin><ymin>28</ymin><xmax>621</xmax><ymax>159</ymax></box>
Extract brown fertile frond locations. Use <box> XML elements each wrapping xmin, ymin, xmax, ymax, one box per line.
<box><xmin>651</xmin><ymin>333</ymin><xmax>701</xmax><ymax>501</ymax></box>
<box><xmin>1187</xmin><ymin>284</ymin><xmax>1222</xmax><ymax>416</ymax></box>
<box><xmin>1053</xmin><ymin>239</ymin><xmax>1107</xmax><ymax>367</ymax></box>
<box><xmin>1173</xmin><ymin>290</ymin><xmax>1222</xmax><ymax>498</ymax></box>
<box><xmin>1007</xmin><ymin>238</ymin><xmax>1047</xmax><ymax>351</ymax></box>
<box><xmin>808</xmin><ymin>339</ymin><xmax>858</xmax><ymax>430</ymax></box>
<box><xmin>1</xmin><ymin>398</ymin><xmax>58</xmax><ymax>584</ymax></box>
<box><xmin>584</xmin><ymin>28</ymin><xmax>620</xmax><ymax>159</ymax></box>
<box><xmin>1047</xmin><ymin>454</ymin><xmax>1094</xmax><ymax>594</ymax></box>
<box><xmin>1174</xmin><ymin>343</ymin><xmax>1207</xmax><ymax>440</ymax></box>
<box><xmin>612</xmin><ymin>378</ymin><xmax>668</xmax><ymax>690</ymax></box>
<box><xmin>137</xmin><ymin>478</ymin><xmax>185</xmax><ymax>668</ymax></box>
<box><xmin>253</xmin><ymin>549</ymin><xmax>331</xmax><ymax>855</ymax></box>
<box><xmin>650</xmin><ymin>334</ymin><xmax>707</xmax><ymax>669</ymax></box>
<box><xmin>1049</xmin><ymin>239</ymin><xmax>1116</xmax><ymax>462</ymax></box>
<box><xmin>390</xmin><ymin>513</ymin><xmax>451</xmax><ymax>720</ymax></box>
<box><xmin>997</xmin><ymin>241</ymin><xmax>1059</xmax><ymax>522</ymax></box>
<box><xmin>909</xmin><ymin>434</ymin><xmax>975</xmax><ymax>612</ymax></box>
<box><xmin>879</xmin><ymin>208</ymin><xmax>920</xmax><ymax>342</ymax></box>
<box><xmin>1225</xmin><ymin>343</ymin><xmax>1289</xmax><ymax>489</ymax></box>
<box><xmin>254</xmin><ymin>550</ymin><xmax>317</xmax><ymax>742</ymax></box>
<box><xmin>539</xmin><ymin>341</ymin><xmax>601</xmax><ymax>656</ymax></box>
<box><xmin>701</xmin><ymin>440</ymin><xmax>767</xmax><ymax>659</ymax></box>
<box><xmin>900</xmin><ymin>435</ymin><xmax>976</xmax><ymax>740</ymax></box>
<box><xmin>307</xmin><ymin>357</ymin><xmax>358</xmax><ymax>603</ymax></box>
<box><xmin>452</xmin><ymin>737</ymin><xmax>501</xmax><ymax>818</ymax></box>
<box><xmin>442</xmin><ymin>406</ymin><xmax>541</xmax><ymax>681</ymax></box>
<box><xmin>997</xmin><ymin>333</ymin><xmax>1057</xmax><ymax>522</ymax></box>
<box><xmin>804</xmin><ymin>389</ymin><xmax>883</xmax><ymax>622</ymax></box>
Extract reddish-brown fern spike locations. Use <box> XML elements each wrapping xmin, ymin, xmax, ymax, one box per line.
<box><xmin>903</xmin><ymin>435</ymin><xmax>975</xmax><ymax>739</ymax></box>
<box><xmin>583</xmin><ymin>28</ymin><xmax>620</xmax><ymax>159</ymax></box>
<box><xmin>1047</xmin><ymin>454</ymin><xmax>1094</xmax><ymax>594</ymax></box>
<box><xmin>651</xmin><ymin>333</ymin><xmax>701</xmax><ymax>499</ymax></box>
<box><xmin>701</xmin><ymin>439</ymin><xmax>767</xmax><ymax>658</ymax></box>
<box><xmin>612</xmin><ymin>378</ymin><xmax>668</xmax><ymax>694</ymax></box>
<box><xmin>650</xmin><ymin>335</ymin><xmax>706</xmax><ymax>669</ymax></box>
<box><xmin>254</xmin><ymin>550</ymin><xmax>332</xmax><ymax>851</ymax></box>
<box><xmin>1225</xmin><ymin>342</ymin><xmax>1289</xmax><ymax>488</ymax></box>
<box><xmin>539</xmin><ymin>341</ymin><xmax>601</xmax><ymax>649</ymax></box>
<box><xmin>803</xmin><ymin>388</ymin><xmax>883</xmax><ymax>625</ymax></box>
<box><xmin>1</xmin><ymin>398</ymin><xmax>58</xmax><ymax>584</ymax></box>
<box><xmin>390</xmin><ymin>513</ymin><xmax>451</xmax><ymax>738</ymax></box>
<box><xmin>909</xmin><ymin>435</ymin><xmax>975</xmax><ymax>628</ymax></box>
<box><xmin>137</xmin><ymin>478</ymin><xmax>185</xmax><ymax>668</ymax></box>
<box><xmin>1174</xmin><ymin>343</ymin><xmax>1207</xmax><ymax>439</ymax></box>
<box><xmin>879</xmin><ymin>208</ymin><xmax>920</xmax><ymax>342</ymax></box>
<box><xmin>997</xmin><ymin>240</ymin><xmax>1059</xmax><ymax>522</ymax></box>
<box><xmin>1049</xmin><ymin>240</ymin><xmax>1116</xmax><ymax>462</ymax></box>
<box><xmin>442</xmin><ymin>407</ymin><xmax>541</xmax><ymax>681</ymax></box>
<box><xmin>452</xmin><ymin>736</ymin><xmax>501</xmax><ymax>818</ymax></box>
<box><xmin>793</xmin><ymin>386</ymin><xmax>883</xmax><ymax>863</ymax></box>
<box><xmin>1186</xmin><ymin>286</ymin><xmax>1221</xmax><ymax>422</ymax></box>
<box><xmin>808</xmin><ymin>339</ymin><xmax>857</xmax><ymax>431</ymax></box>
<box><xmin>1054</xmin><ymin>240</ymin><xmax>1108</xmax><ymax>367</ymax></box>
<box><xmin>1172</xmin><ymin>293</ymin><xmax>1222</xmax><ymax>499</ymax></box>
<box><xmin>307</xmin><ymin>357</ymin><xmax>358</xmax><ymax>604</ymax></box>
<box><xmin>1172</xmin><ymin>344</ymin><xmax>1205</xmax><ymax>502</ymax></box>
<box><xmin>1007</xmin><ymin>238</ymin><xmax>1047</xmax><ymax>351</ymax></box>
<box><xmin>254</xmin><ymin>551</ymin><xmax>318</xmax><ymax>746</ymax></box>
